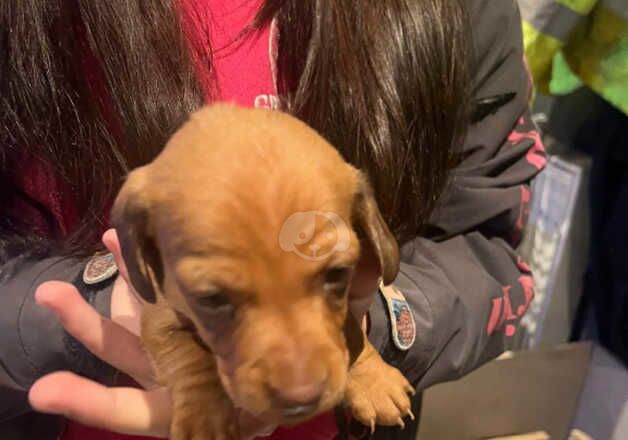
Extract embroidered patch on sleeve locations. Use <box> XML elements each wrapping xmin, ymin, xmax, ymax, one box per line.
<box><xmin>83</xmin><ymin>252</ymin><xmax>118</xmax><ymax>285</ymax></box>
<box><xmin>379</xmin><ymin>283</ymin><xmax>416</xmax><ymax>351</ymax></box>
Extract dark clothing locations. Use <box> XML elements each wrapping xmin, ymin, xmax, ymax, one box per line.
<box><xmin>571</xmin><ymin>90</ymin><xmax>628</xmax><ymax>366</ymax></box>
<box><xmin>0</xmin><ymin>257</ymin><xmax>116</xmax><ymax>422</ymax></box>
<box><xmin>369</xmin><ymin>0</ymin><xmax>545</xmax><ymax>391</ymax></box>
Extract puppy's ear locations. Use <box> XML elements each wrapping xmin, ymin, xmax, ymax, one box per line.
<box><xmin>352</xmin><ymin>171</ymin><xmax>400</xmax><ymax>285</ymax></box>
<box><xmin>111</xmin><ymin>169</ymin><xmax>163</xmax><ymax>303</ymax></box>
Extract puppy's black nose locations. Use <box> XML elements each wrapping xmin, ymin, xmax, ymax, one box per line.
<box><xmin>268</xmin><ymin>381</ymin><xmax>326</xmax><ymax>416</ymax></box>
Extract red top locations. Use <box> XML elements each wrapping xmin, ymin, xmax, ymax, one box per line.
<box><xmin>55</xmin><ymin>0</ymin><xmax>339</xmax><ymax>439</ymax></box>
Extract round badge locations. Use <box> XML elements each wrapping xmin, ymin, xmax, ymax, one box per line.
<box><xmin>387</xmin><ymin>297</ymin><xmax>416</xmax><ymax>351</ymax></box>
<box><xmin>83</xmin><ymin>253</ymin><xmax>118</xmax><ymax>285</ymax></box>
<box><xmin>395</xmin><ymin>305</ymin><xmax>415</xmax><ymax>348</ymax></box>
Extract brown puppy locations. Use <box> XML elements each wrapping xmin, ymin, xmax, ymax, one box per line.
<box><xmin>111</xmin><ymin>104</ymin><xmax>414</xmax><ymax>439</ymax></box>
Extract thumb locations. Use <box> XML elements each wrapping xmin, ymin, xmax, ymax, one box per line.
<box><xmin>102</xmin><ymin>229</ymin><xmax>130</xmax><ymax>283</ymax></box>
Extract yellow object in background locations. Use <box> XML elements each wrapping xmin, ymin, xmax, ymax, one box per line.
<box><xmin>520</xmin><ymin>0</ymin><xmax>628</xmax><ymax>114</ymax></box>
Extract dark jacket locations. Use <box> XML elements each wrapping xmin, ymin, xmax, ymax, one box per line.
<box><xmin>0</xmin><ymin>0</ymin><xmax>545</xmax><ymax>437</ymax></box>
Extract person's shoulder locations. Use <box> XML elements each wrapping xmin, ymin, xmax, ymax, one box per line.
<box><xmin>465</xmin><ymin>0</ymin><xmax>526</xmax><ymax>94</ymax></box>
<box><xmin>466</xmin><ymin>0</ymin><xmax>521</xmax><ymax>24</ymax></box>
<box><xmin>466</xmin><ymin>0</ymin><xmax>523</xmax><ymax>57</ymax></box>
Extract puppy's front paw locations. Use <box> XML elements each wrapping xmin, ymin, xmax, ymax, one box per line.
<box><xmin>170</xmin><ymin>392</ymin><xmax>239</xmax><ymax>440</ymax></box>
<box><xmin>345</xmin><ymin>342</ymin><xmax>415</xmax><ymax>432</ymax></box>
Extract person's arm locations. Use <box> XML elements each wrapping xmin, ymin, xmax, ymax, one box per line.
<box><xmin>0</xmin><ymin>255</ymin><xmax>117</xmax><ymax>422</ymax></box>
<box><xmin>368</xmin><ymin>0</ymin><xmax>546</xmax><ymax>388</ymax></box>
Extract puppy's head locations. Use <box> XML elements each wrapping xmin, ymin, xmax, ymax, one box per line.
<box><xmin>111</xmin><ymin>104</ymin><xmax>399</xmax><ymax>424</ymax></box>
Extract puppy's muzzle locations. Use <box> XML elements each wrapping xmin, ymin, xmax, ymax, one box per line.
<box><xmin>267</xmin><ymin>379</ymin><xmax>328</xmax><ymax>418</ymax></box>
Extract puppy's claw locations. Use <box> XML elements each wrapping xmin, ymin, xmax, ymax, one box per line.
<box><xmin>406</xmin><ymin>409</ymin><xmax>415</xmax><ymax>421</ymax></box>
<box><xmin>347</xmin><ymin>340</ymin><xmax>414</xmax><ymax>432</ymax></box>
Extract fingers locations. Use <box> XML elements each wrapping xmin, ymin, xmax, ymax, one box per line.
<box><xmin>36</xmin><ymin>281</ymin><xmax>156</xmax><ymax>388</ymax></box>
<box><xmin>29</xmin><ymin>372</ymin><xmax>171</xmax><ymax>438</ymax></box>
<box><xmin>110</xmin><ymin>276</ymin><xmax>143</xmax><ymax>336</ymax></box>
<box><xmin>30</xmin><ymin>372</ymin><xmax>277</xmax><ymax>440</ymax></box>
<box><xmin>102</xmin><ymin>229</ymin><xmax>129</xmax><ymax>283</ymax></box>
<box><xmin>347</xmin><ymin>251</ymin><xmax>380</xmax><ymax>321</ymax></box>
<box><xmin>103</xmin><ymin>229</ymin><xmax>145</xmax><ymax>306</ymax></box>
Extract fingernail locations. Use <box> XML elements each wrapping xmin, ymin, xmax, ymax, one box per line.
<box><xmin>34</xmin><ymin>288</ymin><xmax>53</xmax><ymax>309</ymax></box>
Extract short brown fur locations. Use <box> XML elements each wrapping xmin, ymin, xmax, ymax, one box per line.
<box><xmin>112</xmin><ymin>104</ymin><xmax>413</xmax><ymax>439</ymax></box>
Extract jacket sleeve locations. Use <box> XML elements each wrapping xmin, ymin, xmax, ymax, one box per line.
<box><xmin>0</xmin><ymin>255</ymin><xmax>116</xmax><ymax>422</ymax></box>
<box><xmin>367</xmin><ymin>0</ymin><xmax>546</xmax><ymax>389</ymax></box>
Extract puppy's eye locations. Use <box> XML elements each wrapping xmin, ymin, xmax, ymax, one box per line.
<box><xmin>323</xmin><ymin>266</ymin><xmax>353</xmax><ymax>296</ymax></box>
<box><xmin>197</xmin><ymin>293</ymin><xmax>232</xmax><ymax>310</ymax></box>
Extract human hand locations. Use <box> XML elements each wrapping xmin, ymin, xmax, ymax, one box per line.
<box><xmin>348</xmin><ymin>242</ymin><xmax>382</xmax><ymax>330</ymax></box>
<box><xmin>28</xmin><ymin>229</ymin><xmax>276</xmax><ymax>439</ymax></box>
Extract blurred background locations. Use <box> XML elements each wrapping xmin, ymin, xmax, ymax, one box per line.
<box><xmin>516</xmin><ymin>0</ymin><xmax>627</xmax><ymax>358</ymax></box>
<box><xmin>417</xmin><ymin>2</ymin><xmax>627</xmax><ymax>439</ymax></box>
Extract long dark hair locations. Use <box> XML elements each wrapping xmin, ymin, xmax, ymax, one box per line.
<box><xmin>258</xmin><ymin>0</ymin><xmax>471</xmax><ymax>241</ymax></box>
<box><xmin>0</xmin><ymin>0</ymin><xmax>470</xmax><ymax>260</ymax></box>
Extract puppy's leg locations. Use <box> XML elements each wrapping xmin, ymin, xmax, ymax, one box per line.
<box><xmin>142</xmin><ymin>301</ymin><xmax>238</xmax><ymax>440</ymax></box>
<box><xmin>344</xmin><ymin>315</ymin><xmax>415</xmax><ymax>432</ymax></box>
